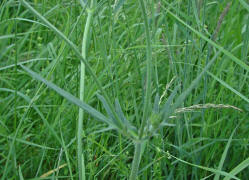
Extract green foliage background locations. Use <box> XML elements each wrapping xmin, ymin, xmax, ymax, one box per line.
<box><xmin>0</xmin><ymin>0</ymin><xmax>248</xmax><ymax>179</ymax></box>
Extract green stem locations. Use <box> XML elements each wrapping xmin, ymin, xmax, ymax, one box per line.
<box><xmin>138</xmin><ymin>0</ymin><xmax>152</xmax><ymax>138</ymax></box>
<box><xmin>130</xmin><ymin>0</ymin><xmax>152</xmax><ymax>179</ymax></box>
<box><xmin>78</xmin><ymin>1</ymin><xmax>94</xmax><ymax>180</ymax></box>
<box><xmin>129</xmin><ymin>142</ymin><xmax>142</xmax><ymax>180</ymax></box>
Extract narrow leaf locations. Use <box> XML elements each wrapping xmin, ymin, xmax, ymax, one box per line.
<box><xmin>115</xmin><ymin>98</ymin><xmax>135</xmax><ymax>130</ymax></box>
<box><xmin>153</xmin><ymin>93</ymin><xmax>160</xmax><ymax>113</ymax></box>
<box><xmin>18</xmin><ymin>166</ymin><xmax>24</xmax><ymax>180</ymax></box>
<box><xmin>207</xmin><ymin>72</ymin><xmax>249</xmax><ymax>103</ymax></box>
<box><xmin>163</xmin><ymin>6</ymin><xmax>249</xmax><ymax>72</ymax></box>
<box><xmin>21</xmin><ymin>65</ymin><xmax>113</xmax><ymax>127</ymax></box>
<box><xmin>0</xmin><ymin>133</ymin><xmax>57</xmax><ymax>150</ymax></box>
<box><xmin>238</xmin><ymin>0</ymin><xmax>249</xmax><ymax>12</ymax></box>
<box><xmin>214</xmin><ymin>125</ymin><xmax>239</xmax><ymax>180</ymax></box>
<box><xmin>224</xmin><ymin>157</ymin><xmax>249</xmax><ymax>180</ymax></box>
<box><xmin>114</xmin><ymin>0</ymin><xmax>126</xmax><ymax>15</ymax></box>
<box><xmin>155</xmin><ymin>145</ymin><xmax>240</xmax><ymax>180</ymax></box>
<box><xmin>161</xmin><ymin>84</ymin><xmax>180</xmax><ymax>120</ymax></box>
<box><xmin>97</xmin><ymin>94</ymin><xmax>117</xmax><ymax>126</ymax></box>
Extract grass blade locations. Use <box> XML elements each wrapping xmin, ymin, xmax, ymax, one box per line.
<box><xmin>161</xmin><ymin>148</ymin><xmax>240</xmax><ymax>180</ymax></box>
<box><xmin>161</xmin><ymin>5</ymin><xmax>249</xmax><ymax>72</ymax></box>
<box><xmin>238</xmin><ymin>0</ymin><xmax>249</xmax><ymax>12</ymax></box>
<box><xmin>97</xmin><ymin>94</ymin><xmax>117</xmax><ymax>126</ymax></box>
<box><xmin>20</xmin><ymin>65</ymin><xmax>113</xmax><ymax>127</ymax></box>
<box><xmin>161</xmin><ymin>84</ymin><xmax>180</xmax><ymax>120</ymax></box>
<box><xmin>0</xmin><ymin>133</ymin><xmax>57</xmax><ymax>150</ymax></box>
<box><xmin>114</xmin><ymin>0</ymin><xmax>126</xmax><ymax>15</ymax></box>
<box><xmin>18</xmin><ymin>166</ymin><xmax>24</xmax><ymax>180</ymax></box>
<box><xmin>153</xmin><ymin>93</ymin><xmax>160</xmax><ymax>113</ymax></box>
<box><xmin>138</xmin><ymin>0</ymin><xmax>153</xmax><ymax>138</ymax></box>
<box><xmin>152</xmin><ymin>144</ymin><xmax>240</xmax><ymax>180</ymax></box>
<box><xmin>214</xmin><ymin>124</ymin><xmax>239</xmax><ymax>180</ymax></box>
<box><xmin>224</xmin><ymin>157</ymin><xmax>249</xmax><ymax>180</ymax></box>
<box><xmin>115</xmin><ymin>98</ymin><xmax>135</xmax><ymax>130</ymax></box>
<box><xmin>207</xmin><ymin>72</ymin><xmax>249</xmax><ymax>103</ymax></box>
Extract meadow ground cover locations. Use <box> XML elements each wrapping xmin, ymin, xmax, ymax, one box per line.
<box><xmin>0</xmin><ymin>0</ymin><xmax>249</xmax><ymax>179</ymax></box>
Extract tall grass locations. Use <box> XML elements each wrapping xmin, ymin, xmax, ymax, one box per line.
<box><xmin>0</xmin><ymin>0</ymin><xmax>248</xmax><ymax>179</ymax></box>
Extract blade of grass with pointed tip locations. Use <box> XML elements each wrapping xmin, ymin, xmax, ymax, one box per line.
<box><xmin>59</xmin><ymin>115</ymin><xmax>73</xmax><ymax>179</ymax></box>
<box><xmin>191</xmin><ymin>0</ymin><xmax>201</xmax><ymax>30</ymax></box>
<box><xmin>97</xmin><ymin>94</ymin><xmax>118</xmax><ymax>126</ymax></box>
<box><xmin>0</xmin><ymin>133</ymin><xmax>57</xmax><ymax>150</ymax></box>
<box><xmin>214</xmin><ymin>124</ymin><xmax>239</xmax><ymax>180</ymax></box>
<box><xmin>170</xmin><ymin>153</ymin><xmax>239</xmax><ymax>179</ymax></box>
<box><xmin>115</xmin><ymin>98</ymin><xmax>134</xmax><ymax>129</ymax></box>
<box><xmin>115</xmin><ymin>99</ymin><xmax>138</xmax><ymax>138</ymax></box>
<box><xmin>0</xmin><ymin>58</ymin><xmax>52</xmax><ymax>72</ymax></box>
<box><xmin>20</xmin><ymin>65</ymin><xmax>114</xmax><ymax>127</ymax></box>
<box><xmin>115</xmin><ymin>98</ymin><xmax>128</xmax><ymax>124</ymax></box>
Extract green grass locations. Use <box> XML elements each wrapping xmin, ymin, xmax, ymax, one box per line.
<box><xmin>0</xmin><ymin>0</ymin><xmax>248</xmax><ymax>179</ymax></box>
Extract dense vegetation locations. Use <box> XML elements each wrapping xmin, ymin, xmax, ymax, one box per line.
<box><xmin>0</xmin><ymin>0</ymin><xmax>248</xmax><ymax>179</ymax></box>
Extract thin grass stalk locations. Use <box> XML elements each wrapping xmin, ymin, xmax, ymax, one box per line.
<box><xmin>78</xmin><ymin>1</ymin><xmax>94</xmax><ymax>180</ymax></box>
<box><xmin>129</xmin><ymin>142</ymin><xmax>142</xmax><ymax>180</ymax></box>
<box><xmin>138</xmin><ymin>0</ymin><xmax>152</xmax><ymax>139</ymax></box>
<box><xmin>130</xmin><ymin>0</ymin><xmax>153</xmax><ymax>179</ymax></box>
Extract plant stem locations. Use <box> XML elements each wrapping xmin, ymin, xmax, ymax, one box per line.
<box><xmin>78</xmin><ymin>1</ymin><xmax>94</xmax><ymax>180</ymax></box>
<box><xmin>130</xmin><ymin>0</ymin><xmax>152</xmax><ymax>179</ymax></box>
<box><xmin>138</xmin><ymin>0</ymin><xmax>152</xmax><ymax>138</ymax></box>
<box><xmin>129</xmin><ymin>142</ymin><xmax>142</xmax><ymax>180</ymax></box>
